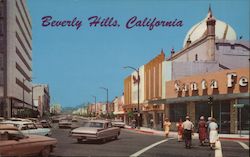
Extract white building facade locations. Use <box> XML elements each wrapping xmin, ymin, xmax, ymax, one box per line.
<box><xmin>0</xmin><ymin>0</ymin><xmax>33</xmax><ymax>118</ymax></box>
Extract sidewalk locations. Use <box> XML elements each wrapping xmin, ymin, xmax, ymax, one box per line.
<box><xmin>125</xmin><ymin>125</ymin><xmax>249</xmax><ymax>141</ymax></box>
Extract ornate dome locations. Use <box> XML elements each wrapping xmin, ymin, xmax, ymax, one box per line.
<box><xmin>183</xmin><ymin>7</ymin><xmax>237</xmax><ymax>47</ymax></box>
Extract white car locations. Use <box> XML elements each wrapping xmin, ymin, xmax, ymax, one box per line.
<box><xmin>71</xmin><ymin>120</ymin><xmax>120</xmax><ymax>143</ymax></box>
<box><xmin>111</xmin><ymin>120</ymin><xmax>126</xmax><ymax>128</ymax></box>
<box><xmin>0</xmin><ymin>121</ymin><xmax>52</xmax><ymax>136</ymax></box>
<box><xmin>58</xmin><ymin>119</ymin><xmax>72</xmax><ymax>128</ymax></box>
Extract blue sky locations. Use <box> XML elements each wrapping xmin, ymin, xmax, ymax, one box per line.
<box><xmin>27</xmin><ymin>0</ymin><xmax>250</xmax><ymax>107</ymax></box>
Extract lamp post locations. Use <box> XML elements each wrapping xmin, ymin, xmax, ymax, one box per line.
<box><xmin>124</xmin><ymin>66</ymin><xmax>140</xmax><ymax>128</ymax></box>
<box><xmin>100</xmin><ymin>87</ymin><xmax>108</xmax><ymax>116</ymax></box>
<box><xmin>92</xmin><ymin>95</ymin><xmax>97</xmax><ymax>116</ymax></box>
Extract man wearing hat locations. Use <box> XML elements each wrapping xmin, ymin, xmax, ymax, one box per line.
<box><xmin>182</xmin><ymin>116</ymin><xmax>194</xmax><ymax>149</ymax></box>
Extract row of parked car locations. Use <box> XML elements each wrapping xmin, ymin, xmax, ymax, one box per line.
<box><xmin>0</xmin><ymin>117</ymin><xmax>57</xmax><ymax>157</ymax></box>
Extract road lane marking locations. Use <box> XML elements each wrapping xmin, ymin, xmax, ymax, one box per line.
<box><xmin>215</xmin><ymin>141</ymin><xmax>223</xmax><ymax>157</ymax></box>
<box><xmin>129</xmin><ymin>138</ymin><xmax>173</xmax><ymax>157</ymax></box>
<box><xmin>236</xmin><ymin>141</ymin><xmax>249</xmax><ymax>150</ymax></box>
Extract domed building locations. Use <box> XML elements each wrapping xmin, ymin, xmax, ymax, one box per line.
<box><xmin>167</xmin><ymin>6</ymin><xmax>249</xmax><ymax>79</ymax></box>
<box><xmin>150</xmin><ymin>7</ymin><xmax>249</xmax><ymax>134</ymax></box>
<box><xmin>183</xmin><ymin>8</ymin><xmax>237</xmax><ymax>48</ymax></box>
<box><xmin>123</xmin><ymin>6</ymin><xmax>249</xmax><ymax>134</ymax></box>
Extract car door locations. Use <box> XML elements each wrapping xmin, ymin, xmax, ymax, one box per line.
<box><xmin>27</xmin><ymin>123</ymin><xmax>43</xmax><ymax>135</ymax></box>
<box><xmin>103</xmin><ymin>122</ymin><xmax>117</xmax><ymax>138</ymax></box>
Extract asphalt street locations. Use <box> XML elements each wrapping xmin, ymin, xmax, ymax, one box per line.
<box><xmin>48</xmin><ymin>122</ymin><xmax>249</xmax><ymax>157</ymax></box>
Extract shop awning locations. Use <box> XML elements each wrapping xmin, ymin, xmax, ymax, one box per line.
<box><xmin>148</xmin><ymin>93</ymin><xmax>250</xmax><ymax>105</ymax></box>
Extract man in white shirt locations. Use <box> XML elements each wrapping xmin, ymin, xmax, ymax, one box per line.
<box><xmin>182</xmin><ymin>116</ymin><xmax>194</xmax><ymax>149</ymax></box>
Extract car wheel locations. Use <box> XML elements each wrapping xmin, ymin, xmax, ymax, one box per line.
<box><xmin>102</xmin><ymin>138</ymin><xmax>106</xmax><ymax>143</ymax></box>
<box><xmin>40</xmin><ymin>146</ymin><xmax>50</xmax><ymax>157</ymax></box>
<box><xmin>77</xmin><ymin>138</ymin><xmax>82</xmax><ymax>143</ymax></box>
<box><xmin>114</xmin><ymin>134</ymin><xmax>118</xmax><ymax>140</ymax></box>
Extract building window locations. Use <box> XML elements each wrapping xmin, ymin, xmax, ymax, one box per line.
<box><xmin>169</xmin><ymin>103</ymin><xmax>187</xmax><ymax>122</ymax></box>
<box><xmin>195</xmin><ymin>54</ymin><xmax>198</xmax><ymax>61</ymax></box>
<box><xmin>0</xmin><ymin>70</ymin><xmax>3</xmax><ymax>85</ymax></box>
<box><xmin>0</xmin><ymin>20</ymin><xmax>4</xmax><ymax>35</ymax></box>
<box><xmin>0</xmin><ymin>53</ymin><xmax>3</xmax><ymax>69</ymax></box>
<box><xmin>0</xmin><ymin>6</ymin><xmax>3</xmax><ymax>17</ymax></box>
<box><xmin>238</xmin><ymin>99</ymin><xmax>250</xmax><ymax>131</ymax></box>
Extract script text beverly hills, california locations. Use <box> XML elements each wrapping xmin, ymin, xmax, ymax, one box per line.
<box><xmin>41</xmin><ymin>16</ymin><xmax>183</xmax><ymax>30</ymax></box>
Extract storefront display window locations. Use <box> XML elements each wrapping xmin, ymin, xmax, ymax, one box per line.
<box><xmin>238</xmin><ymin>99</ymin><xmax>250</xmax><ymax>131</ymax></box>
<box><xmin>169</xmin><ymin>103</ymin><xmax>186</xmax><ymax>122</ymax></box>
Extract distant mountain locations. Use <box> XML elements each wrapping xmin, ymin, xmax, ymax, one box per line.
<box><xmin>61</xmin><ymin>107</ymin><xmax>77</xmax><ymax>114</ymax></box>
<box><xmin>61</xmin><ymin>103</ymin><xmax>88</xmax><ymax>113</ymax></box>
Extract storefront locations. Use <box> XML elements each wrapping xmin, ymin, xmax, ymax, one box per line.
<box><xmin>141</xmin><ymin>104</ymin><xmax>164</xmax><ymax>130</ymax></box>
<box><xmin>150</xmin><ymin>68</ymin><xmax>249</xmax><ymax>134</ymax></box>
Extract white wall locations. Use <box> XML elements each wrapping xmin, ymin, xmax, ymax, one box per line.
<box><xmin>131</xmin><ymin>65</ymin><xmax>144</xmax><ymax>104</ymax></box>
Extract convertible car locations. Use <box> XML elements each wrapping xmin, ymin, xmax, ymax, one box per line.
<box><xmin>71</xmin><ymin>120</ymin><xmax>120</xmax><ymax>143</ymax></box>
<box><xmin>0</xmin><ymin>124</ymin><xmax>57</xmax><ymax>157</ymax></box>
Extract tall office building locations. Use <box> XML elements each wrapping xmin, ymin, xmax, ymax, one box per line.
<box><xmin>0</xmin><ymin>0</ymin><xmax>32</xmax><ymax>118</ymax></box>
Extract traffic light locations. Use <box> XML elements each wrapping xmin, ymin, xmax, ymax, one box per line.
<box><xmin>208</xmin><ymin>96</ymin><xmax>213</xmax><ymax>104</ymax></box>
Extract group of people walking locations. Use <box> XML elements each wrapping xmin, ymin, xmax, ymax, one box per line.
<box><xmin>163</xmin><ymin>116</ymin><xmax>219</xmax><ymax>149</ymax></box>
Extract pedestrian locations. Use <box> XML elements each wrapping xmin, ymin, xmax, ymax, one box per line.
<box><xmin>131</xmin><ymin>119</ymin><xmax>136</xmax><ymax>129</ymax></box>
<box><xmin>182</xmin><ymin>116</ymin><xmax>194</xmax><ymax>149</ymax></box>
<box><xmin>176</xmin><ymin>118</ymin><xmax>183</xmax><ymax>142</ymax></box>
<box><xmin>209</xmin><ymin>118</ymin><xmax>219</xmax><ymax>149</ymax></box>
<box><xmin>206</xmin><ymin>117</ymin><xmax>212</xmax><ymax>142</ymax></box>
<box><xmin>163</xmin><ymin>118</ymin><xmax>171</xmax><ymax>138</ymax></box>
<box><xmin>150</xmin><ymin>118</ymin><xmax>154</xmax><ymax>129</ymax></box>
<box><xmin>198</xmin><ymin>116</ymin><xmax>207</xmax><ymax>146</ymax></box>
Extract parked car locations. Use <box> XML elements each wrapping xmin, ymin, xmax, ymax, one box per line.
<box><xmin>40</xmin><ymin>120</ymin><xmax>52</xmax><ymax>128</ymax></box>
<box><xmin>6</xmin><ymin>118</ymin><xmax>31</xmax><ymax>122</ymax></box>
<box><xmin>72</xmin><ymin>118</ymin><xmax>78</xmax><ymax>122</ymax></box>
<box><xmin>51</xmin><ymin>116</ymin><xmax>60</xmax><ymax>123</ymax></box>
<box><xmin>0</xmin><ymin>117</ymin><xmax>4</xmax><ymax>122</ymax></box>
<box><xmin>111</xmin><ymin>120</ymin><xmax>125</xmax><ymax>128</ymax></box>
<box><xmin>70</xmin><ymin>120</ymin><xmax>120</xmax><ymax>143</ymax></box>
<box><xmin>0</xmin><ymin>121</ymin><xmax>52</xmax><ymax>136</ymax></box>
<box><xmin>58</xmin><ymin>119</ymin><xmax>72</xmax><ymax>128</ymax></box>
<box><xmin>0</xmin><ymin>124</ymin><xmax>57</xmax><ymax>157</ymax></box>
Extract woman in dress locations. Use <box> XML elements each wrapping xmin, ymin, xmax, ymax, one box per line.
<box><xmin>198</xmin><ymin>116</ymin><xmax>207</xmax><ymax>146</ymax></box>
<box><xmin>209</xmin><ymin>118</ymin><xmax>219</xmax><ymax>149</ymax></box>
<box><xmin>164</xmin><ymin>118</ymin><xmax>171</xmax><ymax>138</ymax></box>
<box><xmin>176</xmin><ymin>118</ymin><xmax>183</xmax><ymax>142</ymax></box>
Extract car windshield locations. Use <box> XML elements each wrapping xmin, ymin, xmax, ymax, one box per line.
<box><xmin>83</xmin><ymin>122</ymin><xmax>104</xmax><ymax>128</ymax></box>
<box><xmin>0</xmin><ymin>130</ymin><xmax>26</xmax><ymax>141</ymax></box>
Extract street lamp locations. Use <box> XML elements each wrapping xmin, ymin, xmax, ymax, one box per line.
<box><xmin>92</xmin><ymin>95</ymin><xmax>97</xmax><ymax>116</ymax></box>
<box><xmin>123</xmin><ymin>66</ymin><xmax>140</xmax><ymax>128</ymax></box>
<box><xmin>100</xmin><ymin>87</ymin><xmax>108</xmax><ymax>116</ymax></box>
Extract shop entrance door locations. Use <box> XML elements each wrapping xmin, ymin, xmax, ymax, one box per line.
<box><xmin>196</xmin><ymin>101</ymin><xmax>230</xmax><ymax>134</ymax></box>
<box><xmin>214</xmin><ymin>101</ymin><xmax>230</xmax><ymax>134</ymax></box>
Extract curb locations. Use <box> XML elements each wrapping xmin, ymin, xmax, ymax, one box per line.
<box><xmin>219</xmin><ymin>137</ymin><xmax>250</xmax><ymax>142</ymax></box>
<box><xmin>126</xmin><ymin>128</ymin><xmax>154</xmax><ymax>134</ymax></box>
<box><xmin>125</xmin><ymin>128</ymin><xmax>250</xmax><ymax>141</ymax></box>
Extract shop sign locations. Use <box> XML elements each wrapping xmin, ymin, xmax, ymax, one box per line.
<box><xmin>233</xmin><ymin>104</ymin><xmax>244</xmax><ymax>108</ymax></box>
<box><xmin>174</xmin><ymin>72</ymin><xmax>248</xmax><ymax>92</ymax></box>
